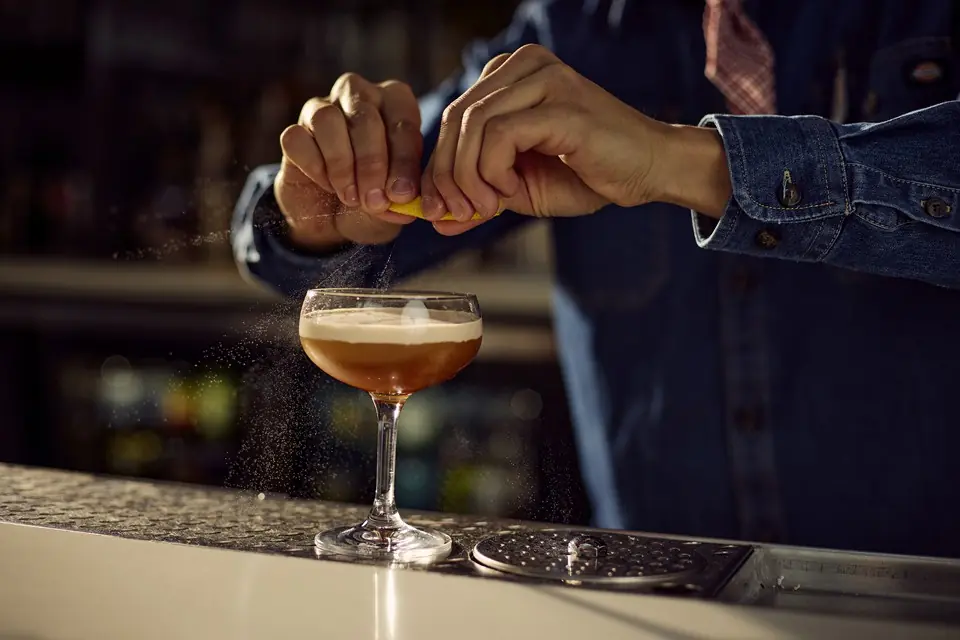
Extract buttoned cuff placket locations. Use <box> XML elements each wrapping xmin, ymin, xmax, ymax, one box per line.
<box><xmin>691</xmin><ymin>114</ymin><xmax>850</xmax><ymax>261</ymax></box>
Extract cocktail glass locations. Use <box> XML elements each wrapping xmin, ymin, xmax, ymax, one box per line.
<box><xmin>299</xmin><ymin>288</ymin><xmax>482</xmax><ymax>562</ymax></box>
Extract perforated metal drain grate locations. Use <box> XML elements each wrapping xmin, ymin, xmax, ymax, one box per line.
<box><xmin>473</xmin><ymin>530</ymin><xmax>745</xmax><ymax>592</ymax></box>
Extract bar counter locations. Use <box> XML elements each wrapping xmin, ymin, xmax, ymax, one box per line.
<box><xmin>2</xmin><ymin>464</ymin><xmax>960</xmax><ymax>639</ymax></box>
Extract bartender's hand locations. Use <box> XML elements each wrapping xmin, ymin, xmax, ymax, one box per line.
<box><xmin>424</xmin><ymin>45</ymin><xmax>732</xmax><ymax>236</ymax></box>
<box><xmin>275</xmin><ymin>74</ymin><xmax>423</xmax><ymax>250</ymax></box>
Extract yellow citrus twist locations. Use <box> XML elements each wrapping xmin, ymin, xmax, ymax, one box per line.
<box><xmin>387</xmin><ymin>197</ymin><xmax>503</xmax><ymax>222</ymax></box>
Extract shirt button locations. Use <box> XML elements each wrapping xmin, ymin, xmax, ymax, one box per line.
<box><xmin>923</xmin><ymin>197</ymin><xmax>952</xmax><ymax>218</ymax></box>
<box><xmin>733</xmin><ymin>407</ymin><xmax>764</xmax><ymax>433</ymax></box>
<box><xmin>754</xmin><ymin>229</ymin><xmax>780</xmax><ymax>250</ymax></box>
<box><xmin>779</xmin><ymin>181</ymin><xmax>802</xmax><ymax>207</ymax></box>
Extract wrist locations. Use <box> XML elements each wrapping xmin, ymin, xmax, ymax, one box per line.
<box><xmin>654</xmin><ymin>124</ymin><xmax>732</xmax><ymax>219</ymax></box>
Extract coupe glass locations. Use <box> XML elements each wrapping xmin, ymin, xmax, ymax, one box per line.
<box><xmin>299</xmin><ymin>288</ymin><xmax>483</xmax><ymax>562</ymax></box>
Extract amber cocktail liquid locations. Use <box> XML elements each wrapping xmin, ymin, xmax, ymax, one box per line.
<box><xmin>298</xmin><ymin>289</ymin><xmax>482</xmax><ymax>563</ymax></box>
<box><xmin>300</xmin><ymin>308</ymin><xmax>481</xmax><ymax>395</ymax></box>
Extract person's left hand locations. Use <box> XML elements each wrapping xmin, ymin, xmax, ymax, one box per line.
<box><xmin>420</xmin><ymin>44</ymin><xmax>674</xmax><ymax>235</ymax></box>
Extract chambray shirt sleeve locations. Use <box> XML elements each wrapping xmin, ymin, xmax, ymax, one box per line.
<box><xmin>230</xmin><ymin>4</ymin><xmax>557</xmax><ymax>300</ymax></box>
<box><xmin>692</xmin><ymin>100</ymin><xmax>960</xmax><ymax>288</ymax></box>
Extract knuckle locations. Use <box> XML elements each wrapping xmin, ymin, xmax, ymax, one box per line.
<box><xmin>308</xmin><ymin>103</ymin><xmax>342</xmax><ymax>131</ymax></box>
<box><xmin>279</xmin><ymin>124</ymin><xmax>303</xmax><ymax>149</ymax></box>
<box><xmin>557</xmin><ymin>62</ymin><xmax>576</xmax><ymax>78</ymax></box>
<box><xmin>478</xmin><ymin>161</ymin><xmax>498</xmax><ymax>185</ymax></box>
<box><xmin>453</xmin><ymin>162</ymin><xmax>473</xmax><ymax>187</ymax></box>
<box><xmin>482</xmin><ymin>53</ymin><xmax>510</xmax><ymax>75</ymax></box>
<box><xmin>516</xmin><ymin>43</ymin><xmax>552</xmax><ymax>61</ymax></box>
<box><xmin>344</xmin><ymin>101</ymin><xmax>377</xmax><ymax>125</ymax></box>
<box><xmin>486</xmin><ymin>115</ymin><xmax>510</xmax><ymax>138</ymax></box>
<box><xmin>354</xmin><ymin>154</ymin><xmax>388</xmax><ymax>175</ymax></box>
<box><xmin>461</xmin><ymin>102</ymin><xmax>487</xmax><ymax>129</ymax></box>
<box><xmin>549</xmin><ymin>63</ymin><xmax>578</xmax><ymax>87</ymax></box>
<box><xmin>440</xmin><ymin>103</ymin><xmax>459</xmax><ymax>128</ymax></box>
<box><xmin>324</xmin><ymin>158</ymin><xmax>353</xmax><ymax>184</ymax></box>
<box><xmin>304</xmin><ymin>159</ymin><xmax>325</xmax><ymax>179</ymax></box>
<box><xmin>432</xmin><ymin>167</ymin><xmax>456</xmax><ymax>189</ymax></box>
<box><xmin>388</xmin><ymin>118</ymin><xmax>420</xmax><ymax>137</ymax></box>
<box><xmin>389</xmin><ymin>149</ymin><xmax>418</xmax><ymax>169</ymax></box>
<box><xmin>299</xmin><ymin>97</ymin><xmax>327</xmax><ymax>120</ymax></box>
<box><xmin>333</xmin><ymin>72</ymin><xmax>363</xmax><ymax>93</ymax></box>
<box><xmin>380</xmin><ymin>79</ymin><xmax>413</xmax><ymax>95</ymax></box>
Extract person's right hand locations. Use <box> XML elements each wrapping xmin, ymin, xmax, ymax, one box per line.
<box><xmin>275</xmin><ymin>74</ymin><xmax>423</xmax><ymax>250</ymax></box>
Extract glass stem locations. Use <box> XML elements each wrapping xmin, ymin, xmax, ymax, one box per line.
<box><xmin>366</xmin><ymin>394</ymin><xmax>407</xmax><ymax>530</ymax></box>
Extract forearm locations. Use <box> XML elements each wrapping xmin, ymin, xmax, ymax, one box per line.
<box><xmin>659</xmin><ymin>101</ymin><xmax>960</xmax><ymax>288</ymax></box>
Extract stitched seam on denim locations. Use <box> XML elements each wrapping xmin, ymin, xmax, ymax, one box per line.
<box><xmin>722</xmin><ymin>204</ymin><xmax>741</xmax><ymax>246</ymax></box>
<box><xmin>852</xmin><ymin>209</ymin><xmax>917</xmax><ymax>231</ymax></box>
<box><xmin>798</xmin><ymin>219</ymin><xmax>824</xmax><ymax>261</ymax></box>
<box><xmin>827</xmin><ymin>220</ymin><xmax>945</xmax><ymax>283</ymax></box>
<box><xmin>810</xmin><ymin>119</ymin><xmax>831</xmax><ymax>197</ymax></box>
<box><xmin>741</xmin><ymin>195</ymin><xmax>838</xmax><ymax>211</ymax></box>
<box><xmin>847</xmin><ymin>163</ymin><xmax>960</xmax><ymax>194</ymax></box>
<box><xmin>825</xmin><ymin>120</ymin><xmax>851</xmax><ymax>215</ymax></box>
<box><xmin>697</xmin><ymin>205</ymin><xmax>740</xmax><ymax>248</ymax></box>
<box><xmin>726</xmin><ymin>116</ymin><xmax>750</xmax><ymax>215</ymax></box>
<box><xmin>817</xmin><ymin>214</ymin><xmax>846</xmax><ymax>258</ymax></box>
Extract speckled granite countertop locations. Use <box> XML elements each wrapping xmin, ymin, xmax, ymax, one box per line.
<box><xmin>0</xmin><ymin>464</ymin><xmax>748</xmax><ymax>596</ymax></box>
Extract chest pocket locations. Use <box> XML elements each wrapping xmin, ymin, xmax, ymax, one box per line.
<box><xmin>863</xmin><ymin>37</ymin><xmax>958</xmax><ymax>122</ymax></box>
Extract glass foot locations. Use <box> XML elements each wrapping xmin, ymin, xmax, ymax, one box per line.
<box><xmin>315</xmin><ymin>521</ymin><xmax>452</xmax><ymax>563</ymax></box>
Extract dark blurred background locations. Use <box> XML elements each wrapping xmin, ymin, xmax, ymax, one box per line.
<box><xmin>0</xmin><ymin>0</ymin><xmax>591</xmax><ymax>525</ymax></box>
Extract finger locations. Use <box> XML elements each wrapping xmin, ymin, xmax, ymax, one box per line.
<box><xmin>419</xmin><ymin>53</ymin><xmax>509</xmax><ymax>222</ymax></box>
<box><xmin>333</xmin><ymin>74</ymin><xmax>390</xmax><ymax>213</ymax></box>
<box><xmin>478</xmin><ymin>104</ymin><xmax>581</xmax><ymax>197</ymax></box>
<box><xmin>432</xmin><ymin>46</ymin><xmax>556</xmax><ymax>221</ymax></box>
<box><xmin>419</xmin><ymin>154</ymin><xmax>447</xmax><ymax>221</ymax></box>
<box><xmin>379</xmin><ymin>80</ymin><xmax>423</xmax><ymax>204</ymax></box>
<box><xmin>279</xmin><ymin>124</ymin><xmax>333</xmax><ymax>192</ymax></box>
<box><xmin>428</xmin><ymin>54</ymin><xmax>512</xmax><ymax>222</ymax></box>
<box><xmin>455</xmin><ymin>66</ymin><xmax>562</xmax><ymax>216</ymax></box>
<box><xmin>300</xmin><ymin>98</ymin><xmax>358</xmax><ymax>208</ymax></box>
<box><xmin>431</xmin><ymin>218</ymin><xmax>485</xmax><ymax>236</ymax></box>
<box><xmin>479</xmin><ymin>52</ymin><xmax>511</xmax><ymax>79</ymax></box>
<box><xmin>434</xmin><ymin>106</ymin><xmax>481</xmax><ymax>222</ymax></box>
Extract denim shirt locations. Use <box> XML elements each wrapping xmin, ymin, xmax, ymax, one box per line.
<box><xmin>233</xmin><ymin>0</ymin><xmax>960</xmax><ymax>557</ymax></box>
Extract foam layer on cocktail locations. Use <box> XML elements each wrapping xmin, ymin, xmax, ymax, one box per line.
<box><xmin>299</xmin><ymin>307</ymin><xmax>482</xmax><ymax>345</ymax></box>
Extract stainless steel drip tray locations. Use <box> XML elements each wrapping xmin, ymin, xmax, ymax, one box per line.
<box><xmin>470</xmin><ymin>529</ymin><xmax>750</xmax><ymax>597</ymax></box>
<box><xmin>720</xmin><ymin>545</ymin><xmax>960</xmax><ymax>625</ymax></box>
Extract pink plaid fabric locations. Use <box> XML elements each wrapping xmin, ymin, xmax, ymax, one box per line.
<box><xmin>703</xmin><ymin>0</ymin><xmax>777</xmax><ymax>115</ymax></box>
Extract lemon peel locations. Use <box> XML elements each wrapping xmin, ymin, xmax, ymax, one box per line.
<box><xmin>387</xmin><ymin>197</ymin><xmax>503</xmax><ymax>222</ymax></box>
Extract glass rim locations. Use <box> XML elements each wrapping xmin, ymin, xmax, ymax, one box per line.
<box><xmin>305</xmin><ymin>287</ymin><xmax>477</xmax><ymax>302</ymax></box>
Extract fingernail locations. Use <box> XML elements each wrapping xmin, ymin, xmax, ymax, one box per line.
<box><xmin>343</xmin><ymin>185</ymin><xmax>359</xmax><ymax>206</ymax></box>
<box><xmin>366</xmin><ymin>188</ymin><xmax>388</xmax><ymax>210</ymax></box>
<box><xmin>451</xmin><ymin>199</ymin><xmax>473</xmax><ymax>221</ymax></box>
<box><xmin>474</xmin><ymin>199</ymin><xmax>494</xmax><ymax>218</ymax></box>
<box><xmin>422</xmin><ymin>195</ymin><xmax>443</xmax><ymax>220</ymax></box>
<box><xmin>390</xmin><ymin>177</ymin><xmax>415</xmax><ymax>197</ymax></box>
